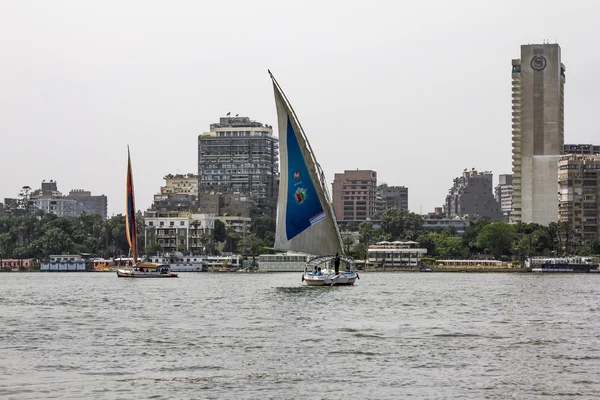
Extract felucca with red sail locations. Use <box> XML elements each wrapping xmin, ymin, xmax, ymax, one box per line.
<box><xmin>116</xmin><ymin>147</ymin><xmax>178</xmax><ymax>278</ymax></box>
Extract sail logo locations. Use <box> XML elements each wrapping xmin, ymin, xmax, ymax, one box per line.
<box><xmin>295</xmin><ymin>187</ymin><xmax>307</xmax><ymax>204</ymax></box>
<box><xmin>293</xmin><ymin>171</ymin><xmax>300</xmax><ymax>179</ymax></box>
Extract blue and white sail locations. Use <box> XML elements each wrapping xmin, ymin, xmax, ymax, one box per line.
<box><xmin>270</xmin><ymin>71</ymin><xmax>343</xmax><ymax>256</ymax></box>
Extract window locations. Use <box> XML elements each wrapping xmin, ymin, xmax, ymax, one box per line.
<box><xmin>148</xmin><ymin>221</ymin><xmax>154</xmax><ymax>226</ymax></box>
<box><xmin>170</xmin><ymin>221</ymin><xmax>175</xmax><ymax>226</ymax></box>
<box><xmin>180</xmin><ymin>221</ymin><xmax>185</xmax><ymax>226</ymax></box>
<box><xmin>159</xmin><ymin>222</ymin><xmax>164</xmax><ymax>226</ymax></box>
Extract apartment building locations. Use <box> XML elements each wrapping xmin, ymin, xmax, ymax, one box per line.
<box><xmin>332</xmin><ymin>170</ymin><xmax>378</xmax><ymax>221</ymax></box>
<box><xmin>445</xmin><ymin>169</ymin><xmax>503</xmax><ymax>221</ymax></box>
<box><xmin>144</xmin><ymin>211</ymin><xmax>215</xmax><ymax>253</ymax></box>
<box><xmin>558</xmin><ymin>154</ymin><xmax>600</xmax><ymax>246</ymax></box>
<box><xmin>198</xmin><ymin>116</ymin><xmax>279</xmax><ymax>216</ymax></box>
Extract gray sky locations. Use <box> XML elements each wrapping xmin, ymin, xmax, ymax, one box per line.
<box><xmin>1</xmin><ymin>0</ymin><xmax>599</xmax><ymax>216</ymax></box>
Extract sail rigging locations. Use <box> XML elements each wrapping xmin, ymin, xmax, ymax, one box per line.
<box><xmin>270</xmin><ymin>71</ymin><xmax>344</xmax><ymax>256</ymax></box>
<box><xmin>125</xmin><ymin>146</ymin><xmax>138</xmax><ymax>264</ymax></box>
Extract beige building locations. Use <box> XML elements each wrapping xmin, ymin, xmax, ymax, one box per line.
<box><xmin>332</xmin><ymin>170</ymin><xmax>377</xmax><ymax>221</ymax></box>
<box><xmin>161</xmin><ymin>174</ymin><xmax>198</xmax><ymax>196</ymax></box>
<box><xmin>511</xmin><ymin>43</ymin><xmax>565</xmax><ymax>225</ymax></box>
<box><xmin>558</xmin><ymin>155</ymin><xmax>600</xmax><ymax>246</ymax></box>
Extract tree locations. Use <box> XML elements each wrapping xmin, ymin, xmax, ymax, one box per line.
<box><xmin>214</xmin><ymin>219</ymin><xmax>227</xmax><ymax>243</ymax></box>
<box><xmin>224</xmin><ymin>228</ymin><xmax>240</xmax><ymax>253</ymax></box>
<box><xmin>239</xmin><ymin>233</ymin><xmax>263</xmax><ymax>267</ymax></box>
<box><xmin>476</xmin><ymin>222</ymin><xmax>516</xmax><ymax>259</ymax></box>
<box><xmin>146</xmin><ymin>242</ymin><xmax>163</xmax><ymax>256</ymax></box>
<box><xmin>380</xmin><ymin>208</ymin><xmax>424</xmax><ymax>240</ymax></box>
<box><xmin>343</xmin><ymin>236</ymin><xmax>354</xmax><ymax>254</ymax></box>
<box><xmin>416</xmin><ymin>232</ymin><xmax>438</xmax><ymax>257</ymax></box>
<box><xmin>461</xmin><ymin>218</ymin><xmax>490</xmax><ymax>254</ymax></box>
<box><xmin>250</xmin><ymin>216</ymin><xmax>276</xmax><ymax>240</ymax></box>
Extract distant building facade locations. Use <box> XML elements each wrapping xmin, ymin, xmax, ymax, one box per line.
<box><xmin>215</xmin><ymin>215</ymin><xmax>252</xmax><ymax>237</ymax></box>
<box><xmin>66</xmin><ymin>190</ymin><xmax>108</xmax><ymax>219</ymax></box>
<box><xmin>144</xmin><ymin>211</ymin><xmax>215</xmax><ymax>254</ymax></box>
<box><xmin>198</xmin><ymin>116</ymin><xmax>279</xmax><ymax>217</ymax></box>
<box><xmin>558</xmin><ymin>154</ymin><xmax>600</xmax><ymax>246</ymax></box>
<box><xmin>149</xmin><ymin>174</ymin><xmax>198</xmax><ymax>212</ymax></box>
<box><xmin>495</xmin><ymin>174</ymin><xmax>513</xmax><ymax>219</ymax></box>
<box><xmin>24</xmin><ymin>180</ymin><xmax>108</xmax><ymax>219</ymax></box>
<box><xmin>332</xmin><ymin>170</ymin><xmax>378</xmax><ymax>221</ymax></box>
<box><xmin>564</xmin><ymin>144</ymin><xmax>600</xmax><ymax>155</ymax></box>
<box><xmin>511</xmin><ymin>43</ymin><xmax>565</xmax><ymax>224</ymax></box>
<box><xmin>378</xmin><ymin>184</ymin><xmax>408</xmax><ymax>211</ymax></box>
<box><xmin>445</xmin><ymin>169</ymin><xmax>503</xmax><ymax>221</ymax></box>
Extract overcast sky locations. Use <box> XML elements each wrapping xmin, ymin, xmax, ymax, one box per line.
<box><xmin>1</xmin><ymin>0</ymin><xmax>599</xmax><ymax>216</ymax></box>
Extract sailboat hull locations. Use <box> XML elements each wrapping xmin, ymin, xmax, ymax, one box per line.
<box><xmin>302</xmin><ymin>271</ymin><xmax>358</xmax><ymax>286</ymax></box>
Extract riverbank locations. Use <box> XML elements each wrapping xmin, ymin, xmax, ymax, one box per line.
<box><xmin>364</xmin><ymin>266</ymin><xmax>532</xmax><ymax>273</ymax></box>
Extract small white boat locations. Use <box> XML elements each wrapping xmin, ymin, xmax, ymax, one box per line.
<box><xmin>117</xmin><ymin>148</ymin><xmax>178</xmax><ymax>279</ymax></box>
<box><xmin>116</xmin><ymin>262</ymin><xmax>178</xmax><ymax>278</ymax></box>
<box><xmin>302</xmin><ymin>256</ymin><xmax>359</xmax><ymax>286</ymax></box>
<box><xmin>269</xmin><ymin>71</ymin><xmax>357</xmax><ymax>286</ymax></box>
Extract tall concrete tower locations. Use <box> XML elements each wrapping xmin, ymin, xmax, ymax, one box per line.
<box><xmin>511</xmin><ymin>43</ymin><xmax>565</xmax><ymax>225</ymax></box>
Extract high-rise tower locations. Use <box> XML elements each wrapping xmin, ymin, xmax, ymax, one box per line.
<box><xmin>511</xmin><ymin>43</ymin><xmax>565</xmax><ymax>224</ymax></box>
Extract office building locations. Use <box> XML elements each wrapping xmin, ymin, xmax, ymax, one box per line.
<box><xmin>558</xmin><ymin>154</ymin><xmax>600</xmax><ymax>247</ymax></box>
<box><xmin>332</xmin><ymin>170</ymin><xmax>378</xmax><ymax>221</ymax></box>
<box><xmin>198</xmin><ymin>116</ymin><xmax>279</xmax><ymax>217</ymax></box>
<box><xmin>511</xmin><ymin>43</ymin><xmax>565</xmax><ymax>224</ymax></box>
<box><xmin>445</xmin><ymin>169</ymin><xmax>503</xmax><ymax>221</ymax></box>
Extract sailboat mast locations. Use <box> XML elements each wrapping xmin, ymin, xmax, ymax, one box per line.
<box><xmin>126</xmin><ymin>146</ymin><xmax>138</xmax><ymax>264</ymax></box>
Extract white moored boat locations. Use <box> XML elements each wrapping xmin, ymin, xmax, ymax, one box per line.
<box><xmin>117</xmin><ymin>147</ymin><xmax>178</xmax><ymax>279</ymax></box>
<box><xmin>269</xmin><ymin>71</ymin><xmax>358</xmax><ymax>286</ymax></box>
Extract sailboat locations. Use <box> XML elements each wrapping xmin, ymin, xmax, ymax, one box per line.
<box><xmin>116</xmin><ymin>147</ymin><xmax>178</xmax><ymax>278</ymax></box>
<box><xmin>270</xmin><ymin>71</ymin><xmax>358</xmax><ymax>286</ymax></box>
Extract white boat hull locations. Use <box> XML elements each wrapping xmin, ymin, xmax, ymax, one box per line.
<box><xmin>302</xmin><ymin>271</ymin><xmax>358</xmax><ymax>286</ymax></box>
<box><xmin>116</xmin><ymin>268</ymin><xmax>178</xmax><ymax>278</ymax></box>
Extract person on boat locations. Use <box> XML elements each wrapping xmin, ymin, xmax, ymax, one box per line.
<box><xmin>311</xmin><ymin>266</ymin><xmax>317</xmax><ymax>275</ymax></box>
<box><xmin>334</xmin><ymin>253</ymin><xmax>340</xmax><ymax>275</ymax></box>
<box><xmin>316</xmin><ymin>267</ymin><xmax>322</xmax><ymax>276</ymax></box>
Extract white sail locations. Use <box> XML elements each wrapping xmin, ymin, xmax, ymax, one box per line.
<box><xmin>270</xmin><ymin>72</ymin><xmax>344</xmax><ymax>256</ymax></box>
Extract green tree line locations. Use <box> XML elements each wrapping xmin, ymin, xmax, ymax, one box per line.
<box><xmin>0</xmin><ymin>211</ymin><xmax>142</xmax><ymax>260</ymax></box>
<box><xmin>342</xmin><ymin>208</ymin><xmax>600</xmax><ymax>262</ymax></box>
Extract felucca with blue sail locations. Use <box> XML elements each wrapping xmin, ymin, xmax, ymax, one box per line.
<box><xmin>270</xmin><ymin>71</ymin><xmax>358</xmax><ymax>286</ymax></box>
<box><xmin>116</xmin><ymin>147</ymin><xmax>178</xmax><ymax>278</ymax></box>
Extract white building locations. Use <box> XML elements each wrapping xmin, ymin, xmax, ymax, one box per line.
<box><xmin>367</xmin><ymin>241</ymin><xmax>428</xmax><ymax>268</ymax></box>
<box><xmin>144</xmin><ymin>211</ymin><xmax>215</xmax><ymax>253</ymax></box>
<box><xmin>32</xmin><ymin>198</ymin><xmax>80</xmax><ymax>217</ymax></box>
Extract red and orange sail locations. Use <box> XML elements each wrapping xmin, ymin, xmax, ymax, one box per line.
<box><xmin>125</xmin><ymin>146</ymin><xmax>138</xmax><ymax>264</ymax></box>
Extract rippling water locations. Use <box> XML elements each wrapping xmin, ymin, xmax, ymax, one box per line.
<box><xmin>1</xmin><ymin>272</ymin><xmax>600</xmax><ymax>399</ymax></box>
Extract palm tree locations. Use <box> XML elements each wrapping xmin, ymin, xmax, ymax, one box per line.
<box><xmin>240</xmin><ymin>233</ymin><xmax>263</xmax><ymax>268</ymax></box>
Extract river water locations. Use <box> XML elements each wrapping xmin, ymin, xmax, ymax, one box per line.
<box><xmin>1</xmin><ymin>272</ymin><xmax>600</xmax><ymax>399</ymax></box>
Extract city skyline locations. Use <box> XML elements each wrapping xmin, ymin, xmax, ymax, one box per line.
<box><xmin>1</xmin><ymin>1</ymin><xmax>600</xmax><ymax>216</ymax></box>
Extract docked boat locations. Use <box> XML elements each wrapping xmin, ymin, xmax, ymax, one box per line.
<box><xmin>269</xmin><ymin>71</ymin><xmax>358</xmax><ymax>286</ymax></box>
<box><xmin>530</xmin><ymin>257</ymin><xmax>599</xmax><ymax>273</ymax></box>
<box><xmin>116</xmin><ymin>147</ymin><xmax>178</xmax><ymax>279</ymax></box>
